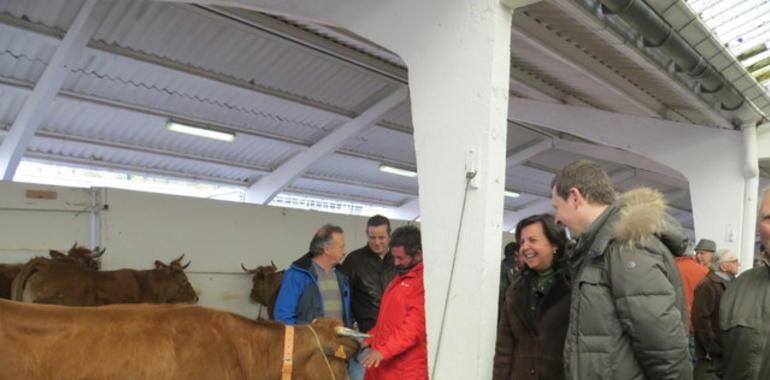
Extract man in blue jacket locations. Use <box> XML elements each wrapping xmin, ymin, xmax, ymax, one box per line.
<box><xmin>274</xmin><ymin>224</ymin><xmax>354</xmax><ymax>327</ymax></box>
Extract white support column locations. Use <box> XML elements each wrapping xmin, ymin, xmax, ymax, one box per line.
<box><xmin>759</xmin><ymin>123</ymin><xmax>770</xmax><ymax>161</ymax></box>
<box><xmin>508</xmin><ymin>97</ymin><xmax>749</xmax><ymax>260</ymax></box>
<box><xmin>0</xmin><ymin>0</ymin><xmax>103</xmax><ymax>180</ymax></box>
<box><xmin>245</xmin><ymin>87</ymin><xmax>408</xmax><ymax>204</ymax></box>
<box><xmin>89</xmin><ymin>187</ymin><xmax>103</xmax><ymax>249</ymax></box>
<box><xmin>162</xmin><ymin>0</ymin><xmax>514</xmax><ymax>377</ymax></box>
<box><xmin>610</xmin><ymin>168</ymin><xmax>636</xmax><ymax>184</ymax></box>
<box><xmin>741</xmin><ymin>124</ymin><xmax>759</xmax><ymax>268</ymax></box>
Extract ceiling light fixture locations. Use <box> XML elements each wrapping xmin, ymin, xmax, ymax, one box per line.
<box><xmin>504</xmin><ymin>190</ymin><xmax>521</xmax><ymax>198</ymax></box>
<box><xmin>378</xmin><ymin>164</ymin><xmax>417</xmax><ymax>178</ymax></box>
<box><xmin>167</xmin><ymin>121</ymin><xmax>235</xmax><ymax>142</ymax></box>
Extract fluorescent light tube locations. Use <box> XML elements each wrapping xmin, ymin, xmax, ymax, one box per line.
<box><xmin>167</xmin><ymin>121</ymin><xmax>235</xmax><ymax>142</ymax></box>
<box><xmin>378</xmin><ymin>164</ymin><xmax>417</xmax><ymax>178</ymax></box>
<box><xmin>504</xmin><ymin>190</ymin><xmax>521</xmax><ymax>198</ymax></box>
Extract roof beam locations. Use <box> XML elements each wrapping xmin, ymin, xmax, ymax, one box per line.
<box><xmin>509</xmin><ymin>64</ymin><xmax>594</xmax><ymax>107</ymax></box>
<box><xmin>392</xmin><ymin>197</ymin><xmax>421</xmax><ymax>221</ymax></box>
<box><xmin>511</xmin><ymin>11</ymin><xmax>678</xmax><ymax>121</ymax></box>
<box><xmin>503</xmin><ymin>198</ymin><xmax>554</xmax><ymax>230</ymax></box>
<box><xmin>0</xmin><ymin>127</ymin><xmax>417</xmax><ymax>199</ymax></box>
<box><xmin>0</xmin><ymin>76</ymin><xmax>415</xmax><ymax>173</ymax></box>
<box><xmin>552</xmin><ymin>138</ymin><xmax>686</xmax><ymax>184</ymax></box>
<box><xmin>0</xmin><ymin>0</ymin><xmax>104</xmax><ymax>180</ymax></box>
<box><xmin>245</xmin><ymin>87</ymin><xmax>409</xmax><ymax>204</ymax></box>
<box><xmin>609</xmin><ymin>168</ymin><xmax>637</xmax><ymax>184</ymax></box>
<box><xmin>506</xmin><ymin>138</ymin><xmax>554</xmax><ymax>167</ymax></box>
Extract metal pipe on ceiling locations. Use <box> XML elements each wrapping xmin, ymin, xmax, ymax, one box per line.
<box><xmin>598</xmin><ymin>0</ymin><xmax>756</xmax><ymax>123</ymax></box>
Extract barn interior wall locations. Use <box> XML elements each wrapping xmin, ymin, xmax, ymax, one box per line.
<box><xmin>0</xmin><ymin>181</ymin><xmax>92</xmax><ymax>261</ymax></box>
<box><xmin>1</xmin><ymin>180</ymin><xmax>514</xmax><ymax>318</ymax></box>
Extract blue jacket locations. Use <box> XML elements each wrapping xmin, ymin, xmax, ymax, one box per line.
<box><xmin>274</xmin><ymin>252</ymin><xmax>353</xmax><ymax>327</ymax></box>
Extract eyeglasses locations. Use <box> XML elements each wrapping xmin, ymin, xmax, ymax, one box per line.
<box><xmin>723</xmin><ymin>259</ymin><xmax>740</xmax><ymax>265</ymax></box>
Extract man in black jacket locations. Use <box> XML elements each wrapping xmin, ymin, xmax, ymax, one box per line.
<box><xmin>340</xmin><ymin>214</ymin><xmax>396</xmax><ymax>380</ymax></box>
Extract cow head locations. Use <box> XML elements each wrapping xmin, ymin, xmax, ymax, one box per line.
<box><xmin>152</xmin><ymin>254</ymin><xmax>198</xmax><ymax>304</ymax></box>
<box><xmin>309</xmin><ymin>318</ymin><xmax>361</xmax><ymax>362</ymax></box>
<box><xmin>49</xmin><ymin>243</ymin><xmax>105</xmax><ymax>270</ymax></box>
<box><xmin>241</xmin><ymin>262</ymin><xmax>281</xmax><ymax>306</ymax></box>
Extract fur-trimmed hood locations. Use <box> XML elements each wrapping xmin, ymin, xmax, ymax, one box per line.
<box><xmin>614</xmin><ymin>187</ymin><xmax>688</xmax><ymax>256</ymax></box>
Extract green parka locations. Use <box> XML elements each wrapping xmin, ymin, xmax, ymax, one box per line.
<box><xmin>719</xmin><ymin>263</ymin><xmax>770</xmax><ymax>380</ymax></box>
<box><xmin>564</xmin><ymin>188</ymin><xmax>692</xmax><ymax>380</ymax></box>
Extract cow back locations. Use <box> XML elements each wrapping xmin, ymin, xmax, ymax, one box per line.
<box><xmin>14</xmin><ymin>263</ymin><xmax>196</xmax><ymax>306</ymax></box>
<box><xmin>0</xmin><ymin>300</ymin><xmax>356</xmax><ymax>380</ymax></box>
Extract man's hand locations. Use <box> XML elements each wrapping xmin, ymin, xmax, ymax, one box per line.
<box><xmin>362</xmin><ymin>349</ymin><xmax>384</xmax><ymax>368</ymax></box>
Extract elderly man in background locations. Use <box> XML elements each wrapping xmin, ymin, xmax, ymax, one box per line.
<box><xmin>692</xmin><ymin>249</ymin><xmax>740</xmax><ymax>379</ymax></box>
<box><xmin>720</xmin><ymin>189</ymin><xmax>770</xmax><ymax>379</ymax></box>
<box><xmin>694</xmin><ymin>239</ymin><xmax>717</xmax><ymax>268</ymax></box>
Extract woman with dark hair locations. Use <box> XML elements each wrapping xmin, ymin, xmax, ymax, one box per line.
<box><xmin>493</xmin><ymin>214</ymin><xmax>570</xmax><ymax>380</ymax></box>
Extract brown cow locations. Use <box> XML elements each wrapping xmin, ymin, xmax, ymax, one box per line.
<box><xmin>0</xmin><ymin>244</ymin><xmax>104</xmax><ymax>299</ymax></box>
<box><xmin>12</xmin><ymin>254</ymin><xmax>198</xmax><ymax>306</ymax></box>
<box><xmin>242</xmin><ymin>261</ymin><xmax>284</xmax><ymax>319</ymax></box>
<box><xmin>0</xmin><ymin>299</ymin><xmax>359</xmax><ymax>380</ymax></box>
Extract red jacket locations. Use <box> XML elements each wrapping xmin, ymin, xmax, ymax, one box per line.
<box><xmin>364</xmin><ymin>263</ymin><xmax>427</xmax><ymax>380</ymax></box>
<box><xmin>675</xmin><ymin>256</ymin><xmax>708</xmax><ymax>335</ymax></box>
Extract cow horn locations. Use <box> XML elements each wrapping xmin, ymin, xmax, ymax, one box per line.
<box><xmin>241</xmin><ymin>263</ymin><xmax>257</xmax><ymax>273</ymax></box>
<box><xmin>182</xmin><ymin>261</ymin><xmax>191</xmax><ymax>270</ymax></box>
<box><xmin>96</xmin><ymin>247</ymin><xmax>107</xmax><ymax>257</ymax></box>
<box><xmin>71</xmin><ymin>242</ymin><xmax>78</xmax><ymax>251</ymax></box>
<box><xmin>271</xmin><ymin>260</ymin><xmax>277</xmax><ymax>270</ymax></box>
<box><xmin>172</xmin><ymin>254</ymin><xmax>186</xmax><ymax>265</ymax></box>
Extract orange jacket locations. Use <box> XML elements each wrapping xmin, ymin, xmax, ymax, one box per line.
<box><xmin>675</xmin><ymin>256</ymin><xmax>708</xmax><ymax>335</ymax></box>
<box><xmin>364</xmin><ymin>263</ymin><xmax>427</xmax><ymax>380</ymax></box>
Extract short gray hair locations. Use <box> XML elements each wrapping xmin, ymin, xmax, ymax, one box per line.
<box><xmin>308</xmin><ymin>224</ymin><xmax>344</xmax><ymax>257</ymax></box>
<box><xmin>710</xmin><ymin>249</ymin><xmax>734</xmax><ymax>271</ymax></box>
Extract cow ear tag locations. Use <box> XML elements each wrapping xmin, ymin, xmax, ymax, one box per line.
<box><xmin>334</xmin><ymin>345</ymin><xmax>347</xmax><ymax>359</ymax></box>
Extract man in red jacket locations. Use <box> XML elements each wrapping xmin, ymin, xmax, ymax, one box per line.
<box><xmin>361</xmin><ymin>225</ymin><xmax>427</xmax><ymax>380</ymax></box>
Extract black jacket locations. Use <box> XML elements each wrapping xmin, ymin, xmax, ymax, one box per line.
<box><xmin>340</xmin><ymin>245</ymin><xmax>396</xmax><ymax>332</ymax></box>
<box><xmin>494</xmin><ymin>267</ymin><xmax>571</xmax><ymax>380</ymax></box>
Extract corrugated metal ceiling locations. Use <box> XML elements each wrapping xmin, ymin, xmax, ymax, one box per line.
<box><xmin>0</xmin><ymin>0</ymin><xmax>732</xmax><ymax>227</ymax></box>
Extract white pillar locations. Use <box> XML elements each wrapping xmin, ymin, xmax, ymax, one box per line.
<box><xmin>507</xmin><ymin>98</ymin><xmax>749</xmax><ymax>260</ymax></box>
<box><xmin>741</xmin><ymin>124</ymin><xmax>759</xmax><ymax>269</ymax></box>
<box><xmin>160</xmin><ymin>0</ymin><xmax>515</xmax><ymax>377</ymax></box>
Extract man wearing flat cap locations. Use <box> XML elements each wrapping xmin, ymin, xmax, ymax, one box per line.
<box><xmin>694</xmin><ymin>239</ymin><xmax>717</xmax><ymax>268</ymax></box>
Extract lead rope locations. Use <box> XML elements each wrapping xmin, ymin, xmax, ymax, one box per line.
<box><xmin>306</xmin><ymin>325</ymin><xmax>337</xmax><ymax>380</ymax></box>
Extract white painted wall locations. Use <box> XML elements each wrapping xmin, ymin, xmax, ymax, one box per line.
<box><xmin>99</xmin><ymin>187</ymin><xmax>415</xmax><ymax>317</ymax></box>
<box><xmin>0</xmin><ymin>181</ymin><xmax>91</xmax><ymax>262</ymax></box>
<box><xmin>1</xmin><ymin>181</ymin><xmax>514</xmax><ymax>319</ymax></box>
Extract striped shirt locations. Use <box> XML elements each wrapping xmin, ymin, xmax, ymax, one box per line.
<box><xmin>313</xmin><ymin>261</ymin><xmax>343</xmax><ymax>321</ymax></box>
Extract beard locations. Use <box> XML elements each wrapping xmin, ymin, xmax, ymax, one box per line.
<box><xmin>395</xmin><ymin>258</ymin><xmax>421</xmax><ymax>274</ymax></box>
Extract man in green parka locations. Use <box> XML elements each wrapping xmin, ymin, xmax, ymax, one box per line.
<box><xmin>551</xmin><ymin>160</ymin><xmax>692</xmax><ymax>380</ymax></box>
<box><xmin>719</xmin><ymin>187</ymin><xmax>770</xmax><ymax>380</ymax></box>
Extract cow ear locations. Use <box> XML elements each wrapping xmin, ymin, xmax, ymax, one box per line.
<box><xmin>154</xmin><ymin>260</ymin><xmax>167</xmax><ymax>270</ymax></box>
<box><xmin>50</xmin><ymin>250</ymin><xmax>66</xmax><ymax>259</ymax></box>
